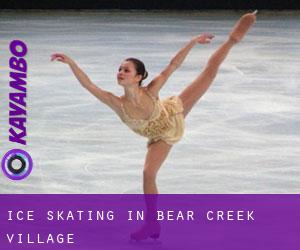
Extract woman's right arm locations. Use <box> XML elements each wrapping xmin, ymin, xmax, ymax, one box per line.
<box><xmin>51</xmin><ymin>53</ymin><xmax>122</xmax><ymax>114</ymax></box>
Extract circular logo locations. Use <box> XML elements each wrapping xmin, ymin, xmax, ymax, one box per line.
<box><xmin>1</xmin><ymin>149</ymin><xmax>33</xmax><ymax>180</ymax></box>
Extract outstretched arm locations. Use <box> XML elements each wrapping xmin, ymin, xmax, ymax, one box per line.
<box><xmin>147</xmin><ymin>33</ymin><xmax>214</xmax><ymax>96</ymax></box>
<box><xmin>51</xmin><ymin>53</ymin><xmax>122</xmax><ymax>114</ymax></box>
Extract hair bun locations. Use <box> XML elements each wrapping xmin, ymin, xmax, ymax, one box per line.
<box><xmin>125</xmin><ymin>57</ymin><xmax>147</xmax><ymax>86</ymax></box>
<box><xmin>143</xmin><ymin>70</ymin><xmax>148</xmax><ymax>80</ymax></box>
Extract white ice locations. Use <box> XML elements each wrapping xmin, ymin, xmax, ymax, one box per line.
<box><xmin>0</xmin><ymin>10</ymin><xmax>299</xmax><ymax>193</ymax></box>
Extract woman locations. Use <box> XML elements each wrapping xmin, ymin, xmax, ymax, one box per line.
<box><xmin>51</xmin><ymin>11</ymin><xmax>256</xmax><ymax>240</ymax></box>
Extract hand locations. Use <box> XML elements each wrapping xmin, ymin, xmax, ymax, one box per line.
<box><xmin>192</xmin><ymin>33</ymin><xmax>215</xmax><ymax>44</ymax></box>
<box><xmin>50</xmin><ymin>53</ymin><xmax>74</xmax><ymax>65</ymax></box>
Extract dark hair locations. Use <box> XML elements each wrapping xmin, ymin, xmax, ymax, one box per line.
<box><xmin>125</xmin><ymin>58</ymin><xmax>148</xmax><ymax>86</ymax></box>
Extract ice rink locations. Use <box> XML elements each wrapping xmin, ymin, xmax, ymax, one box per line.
<box><xmin>0</xmin><ymin>10</ymin><xmax>299</xmax><ymax>193</ymax></box>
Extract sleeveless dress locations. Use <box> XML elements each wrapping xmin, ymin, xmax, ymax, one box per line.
<box><xmin>119</xmin><ymin>91</ymin><xmax>185</xmax><ymax>146</ymax></box>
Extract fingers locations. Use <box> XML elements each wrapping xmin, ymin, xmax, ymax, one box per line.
<box><xmin>203</xmin><ymin>33</ymin><xmax>215</xmax><ymax>39</ymax></box>
<box><xmin>206</xmin><ymin>35</ymin><xmax>214</xmax><ymax>43</ymax></box>
<box><xmin>204</xmin><ymin>38</ymin><xmax>213</xmax><ymax>43</ymax></box>
<box><xmin>50</xmin><ymin>54</ymin><xmax>59</xmax><ymax>61</ymax></box>
<box><xmin>50</xmin><ymin>56</ymin><xmax>58</xmax><ymax>61</ymax></box>
<box><xmin>51</xmin><ymin>57</ymin><xmax>62</xmax><ymax>62</ymax></box>
<box><xmin>200</xmin><ymin>33</ymin><xmax>214</xmax><ymax>43</ymax></box>
<box><xmin>51</xmin><ymin>53</ymin><xmax>62</xmax><ymax>59</ymax></box>
<box><xmin>50</xmin><ymin>53</ymin><xmax>65</xmax><ymax>62</ymax></box>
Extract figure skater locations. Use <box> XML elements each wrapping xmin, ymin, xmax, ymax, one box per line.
<box><xmin>51</xmin><ymin>11</ymin><xmax>256</xmax><ymax>241</ymax></box>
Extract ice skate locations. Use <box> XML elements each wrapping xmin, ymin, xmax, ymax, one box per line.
<box><xmin>130</xmin><ymin>221</ymin><xmax>161</xmax><ymax>241</ymax></box>
<box><xmin>229</xmin><ymin>10</ymin><xmax>257</xmax><ymax>43</ymax></box>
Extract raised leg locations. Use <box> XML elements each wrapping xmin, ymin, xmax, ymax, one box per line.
<box><xmin>179</xmin><ymin>11</ymin><xmax>256</xmax><ymax>117</ymax></box>
<box><xmin>179</xmin><ymin>39</ymin><xmax>235</xmax><ymax>117</ymax></box>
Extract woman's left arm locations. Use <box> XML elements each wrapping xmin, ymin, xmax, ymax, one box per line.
<box><xmin>147</xmin><ymin>33</ymin><xmax>214</xmax><ymax>96</ymax></box>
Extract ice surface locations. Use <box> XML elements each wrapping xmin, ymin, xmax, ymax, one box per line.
<box><xmin>0</xmin><ymin>10</ymin><xmax>299</xmax><ymax>193</ymax></box>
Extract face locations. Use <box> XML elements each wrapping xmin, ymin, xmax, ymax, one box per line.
<box><xmin>117</xmin><ymin>61</ymin><xmax>142</xmax><ymax>86</ymax></box>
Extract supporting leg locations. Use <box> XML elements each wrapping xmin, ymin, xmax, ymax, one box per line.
<box><xmin>143</xmin><ymin>140</ymin><xmax>172</xmax><ymax>194</ymax></box>
<box><xmin>130</xmin><ymin>140</ymin><xmax>172</xmax><ymax>241</ymax></box>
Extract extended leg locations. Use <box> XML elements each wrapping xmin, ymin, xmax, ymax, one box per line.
<box><xmin>179</xmin><ymin>12</ymin><xmax>256</xmax><ymax>117</ymax></box>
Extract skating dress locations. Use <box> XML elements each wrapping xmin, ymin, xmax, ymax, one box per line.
<box><xmin>120</xmin><ymin>90</ymin><xmax>185</xmax><ymax>146</ymax></box>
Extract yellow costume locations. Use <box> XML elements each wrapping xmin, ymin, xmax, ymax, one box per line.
<box><xmin>120</xmin><ymin>91</ymin><xmax>185</xmax><ymax>146</ymax></box>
